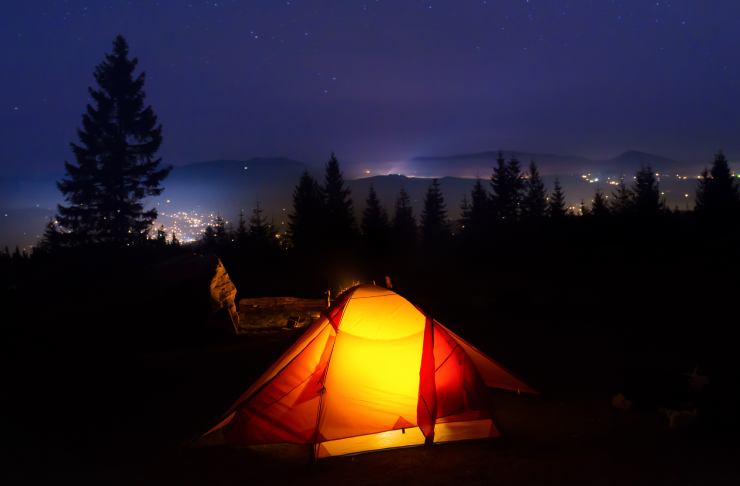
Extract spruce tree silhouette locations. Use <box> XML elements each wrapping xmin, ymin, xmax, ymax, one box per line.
<box><xmin>213</xmin><ymin>213</ymin><xmax>228</xmax><ymax>246</ymax></box>
<box><xmin>490</xmin><ymin>151</ymin><xmax>507</xmax><ymax>220</ymax></box>
<box><xmin>579</xmin><ymin>199</ymin><xmax>591</xmax><ymax>217</ymax></box>
<box><xmin>202</xmin><ymin>226</ymin><xmax>216</xmax><ymax>248</ymax></box>
<box><xmin>321</xmin><ymin>152</ymin><xmax>356</xmax><ymax>248</ymax></box>
<box><xmin>171</xmin><ymin>231</ymin><xmax>179</xmax><ymax>246</ymax></box>
<box><xmin>392</xmin><ymin>185</ymin><xmax>417</xmax><ymax>251</ymax></box>
<box><xmin>695</xmin><ymin>150</ymin><xmax>740</xmax><ymax>221</ymax></box>
<box><xmin>463</xmin><ymin>177</ymin><xmax>490</xmax><ymax>238</ymax></box>
<box><xmin>522</xmin><ymin>160</ymin><xmax>548</xmax><ymax>219</ymax></box>
<box><xmin>249</xmin><ymin>200</ymin><xmax>277</xmax><ymax>248</ymax></box>
<box><xmin>287</xmin><ymin>169</ymin><xmax>324</xmax><ymax>250</ymax></box>
<box><xmin>39</xmin><ymin>221</ymin><xmax>61</xmax><ymax>254</ymax></box>
<box><xmin>421</xmin><ymin>178</ymin><xmax>450</xmax><ymax>246</ymax></box>
<box><xmin>12</xmin><ymin>246</ymin><xmax>21</xmax><ymax>261</ymax></box>
<box><xmin>548</xmin><ymin>177</ymin><xmax>567</xmax><ymax>219</ymax></box>
<box><xmin>361</xmin><ymin>184</ymin><xmax>390</xmax><ymax>251</ymax></box>
<box><xmin>56</xmin><ymin>35</ymin><xmax>171</xmax><ymax>246</ymax></box>
<box><xmin>592</xmin><ymin>185</ymin><xmax>610</xmax><ymax>219</ymax></box>
<box><xmin>236</xmin><ymin>210</ymin><xmax>248</xmax><ymax>244</ymax></box>
<box><xmin>156</xmin><ymin>225</ymin><xmax>167</xmax><ymax>245</ymax></box>
<box><xmin>631</xmin><ymin>164</ymin><xmax>665</xmax><ymax>217</ymax></box>
<box><xmin>490</xmin><ymin>151</ymin><xmax>523</xmax><ymax>221</ymax></box>
<box><xmin>611</xmin><ymin>176</ymin><xmax>635</xmax><ymax>217</ymax></box>
<box><xmin>459</xmin><ymin>193</ymin><xmax>472</xmax><ymax>234</ymax></box>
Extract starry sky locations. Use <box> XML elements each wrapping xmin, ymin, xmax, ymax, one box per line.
<box><xmin>2</xmin><ymin>0</ymin><xmax>738</xmax><ymax>177</ymax></box>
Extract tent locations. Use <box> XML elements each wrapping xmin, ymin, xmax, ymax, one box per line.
<box><xmin>204</xmin><ymin>284</ymin><xmax>537</xmax><ymax>459</ymax></box>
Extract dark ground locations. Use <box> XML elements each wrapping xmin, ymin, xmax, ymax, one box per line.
<box><xmin>1</xmin><ymin>230</ymin><xmax>739</xmax><ymax>485</ymax></box>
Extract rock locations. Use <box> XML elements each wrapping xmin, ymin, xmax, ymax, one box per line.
<box><xmin>140</xmin><ymin>253</ymin><xmax>240</xmax><ymax>335</ymax></box>
<box><xmin>208</xmin><ymin>257</ymin><xmax>239</xmax><ymax>334</ymax></box>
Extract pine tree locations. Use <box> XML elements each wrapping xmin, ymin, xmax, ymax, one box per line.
<box><xmin>610</xmin><ymin>176</ymin><xmax>634</xmax><ymax>216</ymax></box>
<box><xmin>522</xmin><ymin>160</ymin><xmax>548</xmax><ymax>219</ymax></box>
<box><xmin>361</xmin><ymin>184</ymin><xmax>390</xmax><ymax>250</ymax></box>
<box><xmin>39</xmin><ymin>220</ymin><xmax>62</xmax><ymax>253</ymax></box>
<box><xmin>56</xmin><ymin>35</ymin><xmax>171</xmax><ymax>246</ymax></box>
<box><xmin>490</xmin><ymin>151</ymin><xmax>507</xmax><ymax>220</ymax></box>
<box><xmin>548</xmin><ymin>177</ymin><xmax>567</xmax><ymax>218</ymax></box>
<box><xmin>213</xmin><ymin>213</ymin><xmax>228</xmax><ymax>245</ymax></box>
<box><xmin>22</xmin><ymin>248</ymin><xmax>29</xmax><ymax>260</ymax></box>
<box><xmin>506</xmin><ymin>156</ymin><xmax>525</xmax><ymax>220</ymax></box>
<box><xmin>321</xmin><ymin>152</ymin><xmax>355</xmax><ymax>245</ymax></box>
<box><xmin>490</xmin><ymin>151</ymin><xmax>524</xmax><ymax>221</ymax></box>
<box><xmin>459</xmin><ymin>193</ymin><xmax>472</xmax><ymax>234</ymax></box>
<box><xmin>236</xmin><ymin>210</ymin><xmax>248</xmax><ymax>244</ymax></box>
<box><xmin>156</xmin><ymin>224</ymin><xmax>167</xmax><ymax>244</ymax></box>
<box><xmin>171</xmin><ymin>230</ymin><xmax>179</xmax><ymax>246</ymax></box>
<box><xmin>592</xmin><ymin>185</ymin><xmax>610</xmax><ymax>218</ymax></box>
<box><xmin>631</xmin><ymin>164</ymin><xmax>665</xmax><ymax>216</ymax></box>
<box><xmin>202</xmin><ymin>226</ymin><xmax>216</xmax><ymax>247</ymax></box>
<box><xmin>695</xmin><ymin>150</ymin><xmax>740</xmax><ymax>219</ymax></box>
<box><xmin>287</xmin><ymin>170</ymin><xmax>325</xmax><ymax>249</ymax></box>
<box><xmin>579</xmin><ymin>199</ymin><xmax>591</xmax><ymax>217</ymax></box>
<box><xmin>461</xmin><ymin>177</ymin><xmax>490</xmax><ymax>238</ymax></box>
<box><xmin>249</xmin><ymin>200</ymin><xmax>277</xmax><ymax>248</ymax></box>
<box><xmin>12</xmin><ymin>246</ymin><xmax>21</xmax><ymax>261</ymax></box>
<box><xmin>420</xmin><ymin>178</ymin><xmax>450</xmax><ymax>245</ymax></box>
<box><xmin>392</xmin><ymin>185</ymin><xmax>417</xmax><ymax>249</ymax></box>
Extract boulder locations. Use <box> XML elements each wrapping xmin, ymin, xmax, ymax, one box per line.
<box><xmin>138</xmin><ymin>253</ymin><xmax>240</xmax><ymax>335</ymax></box>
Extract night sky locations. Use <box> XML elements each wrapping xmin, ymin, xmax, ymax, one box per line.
<box><xmin>3</xmin><ymin>1</ymin><xmax>738</xmax><ymax>177</ymax></box>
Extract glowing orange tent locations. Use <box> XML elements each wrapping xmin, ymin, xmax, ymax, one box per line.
<box><xmin>204</xmin><ymin>284</ymin><xmax>536</xmax><ymax>459</ymax></box>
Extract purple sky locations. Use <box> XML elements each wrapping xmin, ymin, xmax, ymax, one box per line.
<box><xmin>2</xmin><ymin>1</ymin><xmax>738</xmax><ymax>177</ymax></box>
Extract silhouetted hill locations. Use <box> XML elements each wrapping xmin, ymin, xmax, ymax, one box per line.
<box><xmin>406</xmin><ymin>151</ymin><xmax>593</xmax><ymax>177</ymax></box>
<box><xmin>599</xmin><ymin>150</ymin><xmax>688</xmax><ymax>175</ymax></box>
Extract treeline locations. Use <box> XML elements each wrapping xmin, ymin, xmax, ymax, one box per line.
<box><xmin>259</xmin><ymin>149</ymin><xmax>739</xmax><ymax>256</ymax></box>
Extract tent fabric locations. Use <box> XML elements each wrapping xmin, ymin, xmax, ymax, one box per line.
<box><xmin>205</xmin><ymin>284</ymin><xmax>536</xmax><ymax>458</ymax></box>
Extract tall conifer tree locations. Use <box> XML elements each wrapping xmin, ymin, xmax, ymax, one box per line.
<box><xmin>631</xmin><ymin>165</ymin><xmax>665</xmax><ymax>216</ymax></box>
<box><xmin>202</xmin><ymin>226</ymin><xmax>216</xmax><ymax>247</ymax></box>
<box><xmin>361</xmin><ymin>184</ymin><xmax>390</xmax><ymax>249</ymax></box>
<box><xmin>421</xmin><ymin>178</ymin><xmax>450</xmax><ymax>245</ymax></box>
<box><xmin>490</xmin><ymin>151</ymin><xmax>524</xmax><ymax>221</ymax></box>
<box><xmin>522</xmin><ymin>160</ymin><xmax>548</xmax><ymax>219</ymax></box>
<box><xmin>592</xmin><ymin>185</ymin><xmax>610</xmax><ymax>218</ymax></box>
<box><xmin>249</xmin><ymin>200</ymin><xmax>277</xmax><ymax>248</ymax></box>
<box><xmin>57</xmin><ymin>35</ymin><xmax>171</xmax><ymax>246</ymax></box>
<box><xmin>236</xmin><ymin>210</ymin><xmax>248</xmax><ymax>244</ymax></box>
<box><xmin>39</xmin><ymin>221</ymin><xmax>61</xmax><ymax>253</ymax></box>
<box><xmin>459</xmin><ymin>193</ymin><xmax>472</xmax><ymax>234</ymax></box>
<box><xmin>213</xmin><ymin>213</ymin><xmax>228</xmax><ymax>245</ymax></box>
<box><xmin>287</xmin><ymin>170</ymin><xmax>324</xmax><ymax>249</ymax></box>
<box><xmin>695</xmin><ymin>150</ymin><xmax>740</xmax><ymax>219</ymax></box>
<box><xmin>611</xmin><ymin>176</ymin><xmax>634</xmax><ymax>216</ymax></box>
<box><xmin>490</xmin><ymin>151</ymin><xmax>508</xmax><ymax>220</ymax></box>
<box><xmin>392</xmin><ymin>185</ymin><xmax>417</xmax><ymax>249</ymax></box>
<box><xmin>548</xmin><ymin>177</ymin><xmax>567</xmax><ymax>219</ymax></box>
<box><xmin>321</xmin><ymin>153</ymin><xmax>355</xmax><ymax>245</ymax></box>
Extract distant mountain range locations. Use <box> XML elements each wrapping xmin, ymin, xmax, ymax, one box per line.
<box><xmin>404</xmin><ymin>150</ymin><xmax>697</xmax><ymax>178</ymax></box>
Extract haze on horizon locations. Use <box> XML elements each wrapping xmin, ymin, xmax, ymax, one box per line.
<box><xmin>2</xmin><ymin>1</ymin><xmax>739</xmax><ymax>178</ymax></box>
